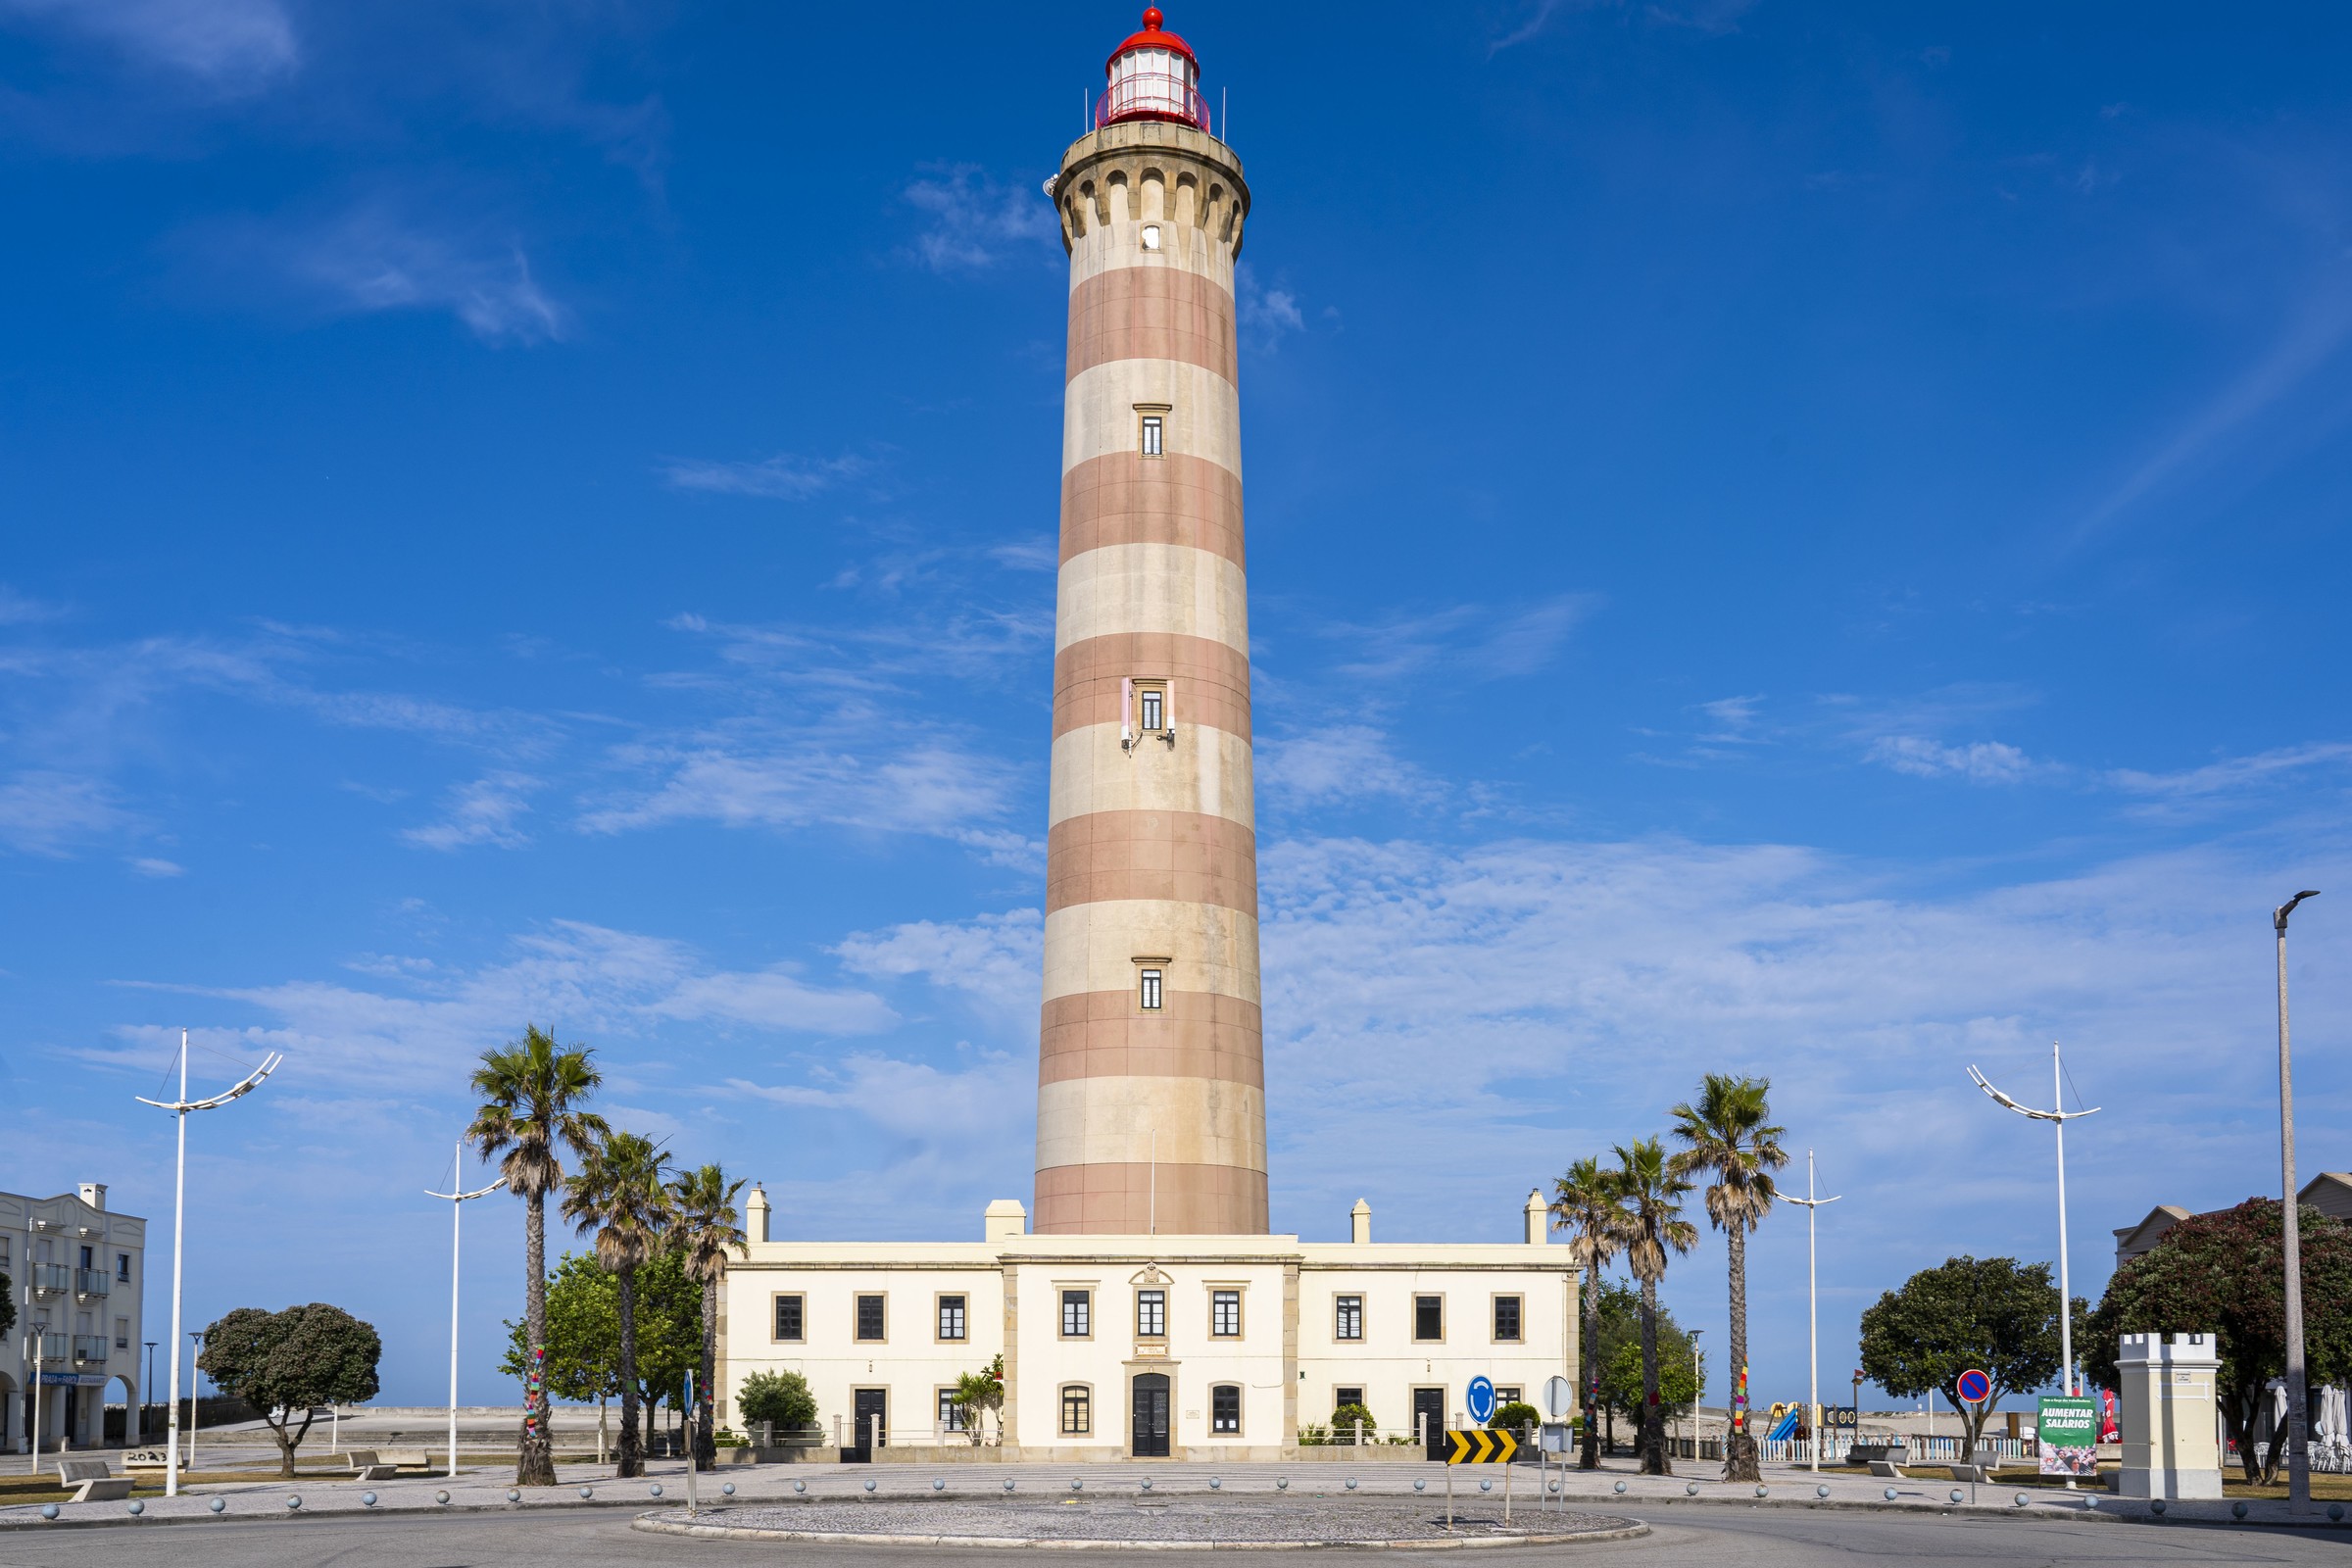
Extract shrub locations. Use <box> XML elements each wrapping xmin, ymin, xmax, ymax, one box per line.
<box><xmin>1297</xmin><ymin>1421</ymin><xmax>1330</xmax><ymax>1446</ymax></box>
<box><xmin>1330</xmin><ymin>1402</ymin><xmax>1378</xmax><ymax>1442</ymax></box>
<box><xmin>738</xmin><ymin>1368</ymin><xmax>818</xmax><ymax>1432</ymax></box>
<box><xmin>1490</xmin><ymin>1400</ymin><xmax>1541</xmax><ymax>1436</ymax></box>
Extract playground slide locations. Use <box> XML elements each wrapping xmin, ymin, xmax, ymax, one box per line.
<box><xmin>1766</xmin><ymin>1409</ymin><xmax>1800</xmax><ymax>1442</ymax></box>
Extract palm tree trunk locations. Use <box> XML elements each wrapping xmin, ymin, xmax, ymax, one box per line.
<box><xmin>517</xmin><ymin>1189</ymin><xmax>557</xmax><ymax>1486</ymax></box>
<box><xmin>1724</xmin><ymin>1222</ymin><xmax>1759</xmax><ymax>1481</ymax></box>
<box><xmin>1579</xmin><ymin>1269</ymin><xmax>1600</xmax><ymax>1469</ymax></box>
<box><xmin>694</xmin><ymin>1276</ymin><xmax>717</xmax><ymax>1471</ymax></box>
<box><xmin>1639</xmin><ymin>1277</ymin><xmax>1670</xmax><ymax>1475</ymax></box>
<box><xmin>615</xmin><ymin>1267</ymin><xmax>643</xmax><ymax>1479</ymax></box>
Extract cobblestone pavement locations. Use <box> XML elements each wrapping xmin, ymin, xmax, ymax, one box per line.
<box><xmin>639</xmin><ymin>1494</ymin><xmax>1635</xmax><ymax>1544</ymax></box>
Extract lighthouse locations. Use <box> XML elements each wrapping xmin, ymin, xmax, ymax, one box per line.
<box><xmin>1036</xmin><ymin>8</ymin><xmax>1262</xmax><ymax>1236</ymax></box>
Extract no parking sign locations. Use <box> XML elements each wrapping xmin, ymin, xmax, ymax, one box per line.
<box><xmin>1956</xmin><ymin>1368</ymin><xmax>1992</xmax><ymax>1404</ymax></box>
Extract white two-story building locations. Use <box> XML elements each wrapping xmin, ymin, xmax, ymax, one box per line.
<box><xmin>2</xmin><ymin>1184</ymin><xmax>147</xmax><ymax>1452</ymax></box>
<box><xmin>717</xmin><ymin>1189</ymin><xmax>1575</xmax><ymax>1460</ymax></box>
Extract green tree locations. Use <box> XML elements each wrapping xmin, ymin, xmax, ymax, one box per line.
<box><xmin>562</xmin><ymin>1128</ymin><xmax>672</xmax><ymax>1478</ymax></box>
<box><xmin>1614</xmin><ymin>1137</ymin><xmax>1696</xmax><ymax>1475</ymax></box>
<box><xmin>1668</xmin><ymin>1072</ymin><xmax>1787</xmax><ymax>1482</ymax></box>
<box><xmin>0</xmin><ymin>1274</ymin><xmax>14</xmax><ymax>1339</ymax></box>
<box><xmin>668</xmin><ymin>1162</ymin><xmax>748</xmax><ymax>1471</ymax></box>
<box><xmin>1589</xmin><ymin>1282</ymin><xmax>1703</xmax><ymax>1445</ymax></box>
<box><xmin>1550</xmin><ymin>1154</ymin><xmax>1627</xmax><ymax>1470</ymax></box>
<box><xmin>1858</xmin><ymin>1255</ymin><xmax>2082</xmax><ymax>1458</ymax></box>
<box><xmin>950</xmin><ymin>1353</ymin><xmax>1005</xmax><ymax>1445</ymax></box>
<box><xmin>2084</xmin><ymin>1199</ymin><xmax>2352</xmax><ymax>1484</ymax></box>
<box><xmin>737</xmin><ymin>1369</ymin><xmax>818</xmax><ymax>1435</ymax></box>
<box><xmin>466</xmin><ymin>1024</ymin><xmax>607</xmax><ymax>1486</ymax></box>
<box><xmin>1490</xmin><ymin>1400</ymin><xmax>1542</xmax><ymax>1440</ymax></box>
<box><xmin>196</xmin><ymin>1303</ymin><xmax>381</xmax><ymax>1476</ymax></box>
<box><xmin>504</xmin><ymin>1249</ymin><xmax>702</xmax><ymax>1454</ymax></box>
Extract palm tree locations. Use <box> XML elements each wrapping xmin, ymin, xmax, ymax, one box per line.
<box><xmin>669</xmin><ymin>1162</ymin><xmax>748</xmax><ymax>1472</ymax></box>
<box><xmin>563</xmin><ymin>1129</ymin><xmax>672</xmax><ymax>1478</ymax></box>
<box><xmin>1614</xmin><ymin>1137</ymin><xmax>1697</xmax><ymax>1476</ymax></box>
<box><xmin>1669</xmin><ymin>1073</ymin><xmax>1788</xmax><ymax>1482</ymax></box>
<box><xmin>1549</xmin><ymin>1155</ymin><xmax>1627</xmax><ymax>1469</ymax></box>
<box><xmin>466</xmin><ymin>1025</ymin><xmax>607</xmax><ymax>1486</ymax></box>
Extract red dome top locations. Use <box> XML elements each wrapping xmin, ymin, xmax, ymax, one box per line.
<box><xmin>1106</xmin><ymin>7</ymin><xmax>1197</xmax><ymax>73</ymax></box>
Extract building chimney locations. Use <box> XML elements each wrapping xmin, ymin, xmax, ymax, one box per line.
<box><xmin>745</xmin><ymin>1184</ymin><xmax>770</xmax><ymax>1244</ymax></box>
<box><xmin>1524</xmin><ymin>1189</ymin><xmax>1547</xmax><ymax>1245</ymax></box>
<box><xmin>984</xmin><ymin>1200</ymin><xmax>1028</xmax><ymax>1242</ymax></box>
<box><xmin>1349</xmin><ymin>1199</ymin><xmax>1371</xmax><ymax>1245</ymax></box>
<box><xmin>77</xmin><ymin>1183</ymin><xmax>106</xmax><ymax>1212</ymax></box>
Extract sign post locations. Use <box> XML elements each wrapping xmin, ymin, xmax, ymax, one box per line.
<box><xmin>1444</xmin><ymin>1428</ymin><xmax>1519</xmax><ymax>1531</ymax></box>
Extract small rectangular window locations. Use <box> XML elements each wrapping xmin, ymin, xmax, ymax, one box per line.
<box><xmin>1414</xmin><ymin>1294</ymin><xmax>1444</xmax><ymax>1342</ymax></box>
<box><xmin>116</xmin><ymin>1253</ymin><xmax>130</xmax><ymax>1282</ymax></box>
<box><xmin>938</xmin><ymin>1389</ymin><xmax>966</xmax><ymax>1432</ymax></box>
<box><xmin>115</xmin><ymin>1316</ymin><xmax>129</xmax><ymax>1350</ymax></box>
<box><xmin>1494</xmin><ymin>1296</ymin><xmax>1522</xmax><ymax>1343</ymax></box>
<box><xmin>1137</xmin><ymin>1289</ymin><xmax>1165</xmax><ymax>1338</ymax></box>
<box><xmin>1141</xmin><ymin>414</ymin><xmax>1163</xmax><ymax>457</ymax></box>
<box><xmin>1141</xmin><ymin>222</ymin><xmax>1161</xmax><ymax>251</ymax></box>
<box><xmin>1335</xmin><ymin>1295</ymin><xmax>1363</xmax><ymax>1341</ymax></box>
<box><xmin>1139</xmin><ymin>968</ymin><xmax>1163</xmax><ymax>1010</ymax></box>
<box><xmin>1061</xmin><ymin>1290</ymin><xmax>1092</xmax><ymax>1338</ymax></box>
<box><xmin>857</xmin><ymin>1294</ymin><xmax>887</xmax><ymax>1341</ymax></box>
<box><xmin>774</xmin><ymin>1296</ymin><xmax>805</xmax><ymax>1342</ymax></box>
<box><xmin>1335</xmin><ymin>1386</ymin><xmax>1365</xmax><ymax>1412</ymax></box>
<box><xmin>1212</xmin><ymin>1384</ymin><xmax>1241</xmax><ymax>1434</ymax></box>
<box><xmin>939</xmin><ymin>1295</ymin><xmax>967</xmax><ymax>1341</ymax></box>
<box><xmin>1061</xmin><ymin>1386</ymin><xmax>1092</xmax><ymax>1434</ymax></box>
<box><xmin>1211</xmin><ymin>1290</ymin><xmax>1241</xmax><ymax>1337</ymax></box>
<box><xmin>1139</xmin><ymin>687</ymin><xmax>1163</xmax><ymax>731</ymax></box>
<box><xmin>79</xmin><ymin>1246</ymin><xmax>93</xmax><ymax>1269</ymax></box>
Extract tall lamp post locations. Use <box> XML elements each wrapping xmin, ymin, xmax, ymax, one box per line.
<box><xmin>426</xmin><ymin>1144</ymin><xmax>505</xmax><ymax>1480</ymax></box>
<box><xmin>135</xmin><ymin>1030</ymin><xmax>282</xmax><ymax>1497</ymax></box>
<box><xmin>1785</xmin><ymin>1151</ymin><xmax>1841</xmax><ymax>1474</ymax></box>
<box><xmin>2275</xmin><ymin>889</ymin><xmax>2320</xmax><ymax>1513</ymax></box>
<box><xmin>1970</xmin><ymin>1042</ymin><xmax>2098</xmax><ymax>1487</ymax></box>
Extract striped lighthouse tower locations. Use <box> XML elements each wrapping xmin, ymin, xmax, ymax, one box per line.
<box><xmin>1035</xmin><ymin>9</ymin><xmax>1262</xmax><ymax>1236</ymax></box>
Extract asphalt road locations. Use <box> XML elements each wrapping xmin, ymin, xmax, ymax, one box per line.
<box><xmin>0</xmin><ymin>1504</ymin><xmax>2344</xmax><ymax>1567</ymax></box>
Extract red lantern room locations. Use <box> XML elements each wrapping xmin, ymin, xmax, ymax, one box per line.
<box><xmin>1095</xmin><ymin>7</ymin><xmax>1208</xmax><ymax>131</ymax></box>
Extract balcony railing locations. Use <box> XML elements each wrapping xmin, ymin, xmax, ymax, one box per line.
<box><xmin>72</xmin><ymin>1335</ymin><xmax>109</xmax><ymax>1363</ymax></box>
<box><xmin>1094</xmin><ymin>73</ymin><xmax>1210</xmax><ymax>132</ymax></box>
<box><xmin>74</xmin><ymin>1267</ymin><xmax>111</xmax><ymax>1297</ymax></box>
<box><xmin>24</xmin><ymin>1332</ymin><xmax>69</xmax><ymax>1362</ymax></box>
<box><xmin>29</xmin><ymin>1262</ymin><xmax>71</xmax><ymax>1294</ymax></box>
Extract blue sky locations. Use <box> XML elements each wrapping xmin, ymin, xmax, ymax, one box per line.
<box><xmin>3</xmin><ymin>0</ymin><xmax>2347</xmax><ymax>1415</ymax></box>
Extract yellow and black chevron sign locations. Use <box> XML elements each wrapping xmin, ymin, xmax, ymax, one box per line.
<box><xmin>1445</xmin><ymin>1429</ymin><xmax>1518</xmax><ymax>1464</ymax></box>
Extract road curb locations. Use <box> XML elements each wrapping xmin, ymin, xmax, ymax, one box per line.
<box><xmin>629</xmin><ymin>1513</ymin><xmax>1654</xmax><ymax>1550</ymax></box>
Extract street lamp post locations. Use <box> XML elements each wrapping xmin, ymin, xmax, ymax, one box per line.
<box><xmin>1970</xmin><ymin>1042</ymin><xmax>2099</xmax><ymax>1488</ymax></box>
<box><xmin>1786</xmin><ymin>1151</ymin><xmax>1841</xmax><ymax>1473</ymax></box>
<box><xmin>2275</xmin><ymin>889</ymin><xmax>2320</xmax><ymax>1514</ymax></box>
<box><xmin>426</xmin><ymin>1144</ymin><xmax>505</xmax><ymax>1480</ymax></box>
<box><xmin>135</xmin><ymin>1030</ymin><xmax>282</xmax><ymax>1497</ymax></box>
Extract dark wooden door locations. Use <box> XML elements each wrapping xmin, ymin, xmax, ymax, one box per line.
<box><xmin>849</xmin><ymin>1388</ymin><xmax>887</xmax><ymax>1462</ymax></box>
<box><xmin>1414</xmin><ymin>1387</ymin><xmax>1448</xmax><ymax>1459</ymax></box>
<box><xmin>1131</xmin><ymin>1374</ymin><xmax>1170</xmax><ymax>1458</ymax></box>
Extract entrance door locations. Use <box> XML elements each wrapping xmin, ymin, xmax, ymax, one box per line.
<box><xmin>1131</xmin><ymin>1374</ymin><xmax>1170</xmax><ymax>1458</ymax></box>
<box><xmin>1413</xmin><ymin>1387</ymin><xmax>1448</xmax><ymax>1459</ymax></box>
<box><xmin>849</xmin><ymin>1388</ymin><xmax>887</xmax><ymax>1463</ymax></box>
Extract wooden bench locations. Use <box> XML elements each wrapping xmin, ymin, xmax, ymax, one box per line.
<box><xmin>343</xmin><ymin>1449</ymin><xmax>401</xmax><ymax>1481</ymax></box>
<box><xmin>57</xmin><ymin>1458</ymin><xmax>135</xmax><ymax>1503</ymax></box>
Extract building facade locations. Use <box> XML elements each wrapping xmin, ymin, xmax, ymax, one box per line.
<box><xmin>2</xmin><ymin>1184</ymin><xmax>146</xmax><ymax>1452</ymax></box>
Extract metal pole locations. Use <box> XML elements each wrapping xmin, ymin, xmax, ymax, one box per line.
<box><xmin>29</xmin><ymin>1343</ymin><xmax>40</xmax><ymax>1476</ymax></box>
<box><xmin>2053</xmin><ymin>1040</ymin><xmax>2073</xmax><ymax>1398</ymax></box>
<box><xmin>686</xmin><ymin>1371</ymin><xmax>700</xmax><ymax>1515</ymax></box>
<box><xmin>165</xmin><ymin>1034</ymin><xmax>186</xmax><ymax>1496</ymax></box>
<box><xmin>1782</xmin><ymin>1153</ymin><xmax>1841</xmax><ymax>1473</ymax></box>
<box><xmin>450</xmin><ymin>1149</ymin><xmax>463</xmax><ymax>1479</ymax></box>
<box><xmin>2277</xmin><ymin>891</ymin><xmax>2319</xmax><ymax>1512</ymax></box>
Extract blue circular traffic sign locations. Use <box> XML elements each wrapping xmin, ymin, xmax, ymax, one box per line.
<box><xmin>1467</xmin><ymin>1376</ymin><xmax>1496</xmax><ymax>1424</ymax></box>
<box><xmin>1956</xmin><ymin>1368</ymin><xmax>1992</xmax><ymax>1404</ymax></box>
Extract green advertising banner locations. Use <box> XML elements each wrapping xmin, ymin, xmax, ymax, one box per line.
<box><xmin>2038</xmin><ymin>1395</ymin><xmax>2099</xmax><ymax>1477</ymax></box>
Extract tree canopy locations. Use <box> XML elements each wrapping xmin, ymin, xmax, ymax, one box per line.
<box><xmin>737</xmin><ymin>1369</ymin><xmax>818</xmax><ymax>1433</ymax></box>
<box><xmin>198</xmin><ymin>1303</ymin><xmax>381</xmax><ymax>1476</ymax></box>
<box><xmin>503</xmin><ymin>1249</ymin><xmax>701</xmax><ymax>1413</ymax></box>
<box><xmin>1857</xmin><ymin>1255</ymin><xmax>2083</xmax><ymax>1454</ymax></box>
<box><xmin>2084</xmin><ymin>1198</ymin><xmax>2352</xmax><ymax>1483</ymax></box>
<box><xmin>1588</xmin><ymin>1281</ymin><xmax>1703</xmax><ymax>1431</ymax></box>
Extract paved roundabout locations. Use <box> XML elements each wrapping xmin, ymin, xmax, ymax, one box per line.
<box><xmin>633</xmin><ymin>1496</ymin><xmax>1647</xmax><ymax>1550</ymax></box>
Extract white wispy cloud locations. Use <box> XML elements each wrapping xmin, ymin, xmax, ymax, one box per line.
<box><xmin>0</xmin><ymin>770</ymin><xmax>135</xmax><ymax>855</ymax></box>
<box><xmin>0</xmin><ymin>585</ymin><xmax>69</xmax><ymax>625</ymax></box>
<box><xmin>661</xmin><ymin>452</ymin><xmax>871</xmax><ymax>501</ymax></box>
<box><xmin>902</xmin><ymin>165</ymin><xmax>1057</xmax><ymax>271</ymax></box>
<box><xmin>1256</xmin><ymin>724</ymin><xmax>1445</xmax><ymax>810</ymax></box>
<box><xmin>725</xmin><ymin>1049</ymin><xmax>1027</xmax><ymax>1145</ymax></box>
<box><xmin>1324</xmin><ymin>594</ymin><xmax>1598</xmax><ymax>682</ymax></box>
<box><xmin>0</xmin><ymin>0</ymin><xmax>298</xmax><ymax>92</ymax></box>
<box><xmin>833</xmin><ymin>908</ymin><xmax>1044</xmax><ymax>1024</ymax></box>
<box><xmin>402</xmin><ymin>770</ymin><xmax>540</xmax><ymax>851</ymax></box>
<box><xmin>1865</xmin><ymin>735</ymin><xmax>2041</xmax><ymax>785</ymax></box>
<box><xmin>126</xmin><ymin>856</ymin><xmax>184</xmax><ymax>877</ymax></box>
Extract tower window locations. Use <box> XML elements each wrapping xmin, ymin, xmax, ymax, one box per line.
<box><xmin>1139</xmin><ymin>686</ymin><xmax>1163</xmax><ymax>732</ymax></box>
<box><xmin>1139</xmin><ymin>968</ymin><xmax>1163</xmax><ymax>1010</ymax></box>
<box><xmin>1140</xmin><ymin>414</ymin><xmax>1163</xmax><ymax>457</ymax></box>
<box><xmin>1141</xmin><ymin>223</ymin><xmax>1161</xmax><ymax>251</ymax></box>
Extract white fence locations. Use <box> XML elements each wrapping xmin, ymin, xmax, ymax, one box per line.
<box><xmin>1757</xmin><ymin>1434</ymin><xmax>2035</xmax><ymax>1465</ymax></box>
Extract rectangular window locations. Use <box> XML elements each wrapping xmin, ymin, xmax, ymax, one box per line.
<box><xmin>1335</xmin><ymin>1386</ymin><xmax>1365</xmax><ymax>1412</ymax></box>
<box><xmin>1139</xmin><ymin>967</ymin><xmax>1163</xmax><ymax>1010</ymax></box>
<box><xmin>1335</xmin><ymin>1295</ymin><xmax>1363</xmax><ymax>1341</ymax></box>
<box><xmin>0</xmin><ymin>1238</ymin><xmax>10</xmax><ymax>1266</ymax></box>
<box><xmin>1061</xmin><ymin>1386</ymin><xmax>1092</xmax><ymax>1435</ymax></box>
<box><xmin>115</xmin><ymin>1317</ymin><xmax>129</xmax><ymax>1349</ymax></box>
<box><xmin>116</xmin><ymin>1253</ymin><xmax>130</xmax><ymax>1282</ymax></box>
<box><xmin>1414</xmin><ymin>1294</ymin><xmax>1444</xmax><ymax>1342</ymax></box>
<box><xmin>1061</xmin><ymin>1290</ymin><xmax>1092</xmax><ymax>1339</ymax></box>
<box><xmin>774</xmin><ymin>1296</ymin><xmax>805</xmax><ymax>1342</ymax></box>
<box><xmin>1141</xmin><ymin>414</ymin><xmax>1163</xmax><ymax>457</ymax></box>
<box><xmin>857</xmin><ymin>1294</ymin><xmax>887</xmax><ymax>1342</ymax></box>
<box><xmin>938</xmin><ymin>1295</ymin><xmax>967</xmax><ymax>1341</ymax></box>
<box><xmin>1211</xmin><ymin>1384</ymin><xmax>1241</xmax><ymax>1434</ymax></box>
<box><xmin>78</xmin><ymin>1246</ymin><xmax>93</xmax><ymax>1269</ymax></box>
<box><xmin>1494</xmin><ymin>1296</ymin><xmax>1522</xmax><ymax>1343</ymax></box>
<box><xmin>1211</xmin><ymin>1290</ymin><xmax>1241</xmax><ymax>1337</ymax></box>
<box><xmin>1137</xmin><ymin>1289</ymin><xmax>1165</xmax><ymax>1338</ymax></box>
<box><xmin>1139</xmin><ymin>687</ymin><xmax>1163</xmax><ymax>731</ymax></box>
<box><xmin>938</xmin><ymin>1389</ymin><xmax>966</xmax><ymax>1432</ymax></box>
